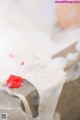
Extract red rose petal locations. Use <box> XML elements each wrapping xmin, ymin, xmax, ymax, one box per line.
<box><xmin>21</xmin><ymin>61</ymin><xmax>24</xmax><ymax>66</ymax></box>
<box><xmin>9</xmin><ymin>54</ymin><xmax>14</xmax><ymax>58</ymax></box>
<box><xmin>7</xmin><ymin>75</ymin><xmax>23</xmax><ymax>88</ymax></box>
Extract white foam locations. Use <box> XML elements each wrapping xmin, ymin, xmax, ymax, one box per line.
<box><xmin>66</xmin><ymin>52</ymin><xmax>79</xmax><ymax>61</ymax></box>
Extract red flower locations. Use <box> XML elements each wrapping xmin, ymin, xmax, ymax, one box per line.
<box><xmin>7</xmin><ymin>75</ymin><xmax>24</xmax><ymax>88</ymax></box>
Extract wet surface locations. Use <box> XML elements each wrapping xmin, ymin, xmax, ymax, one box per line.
<box><xmin>56</xmin><ymin>78</ymin><xmax>80</xmax><ymax>120</ymax></box>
